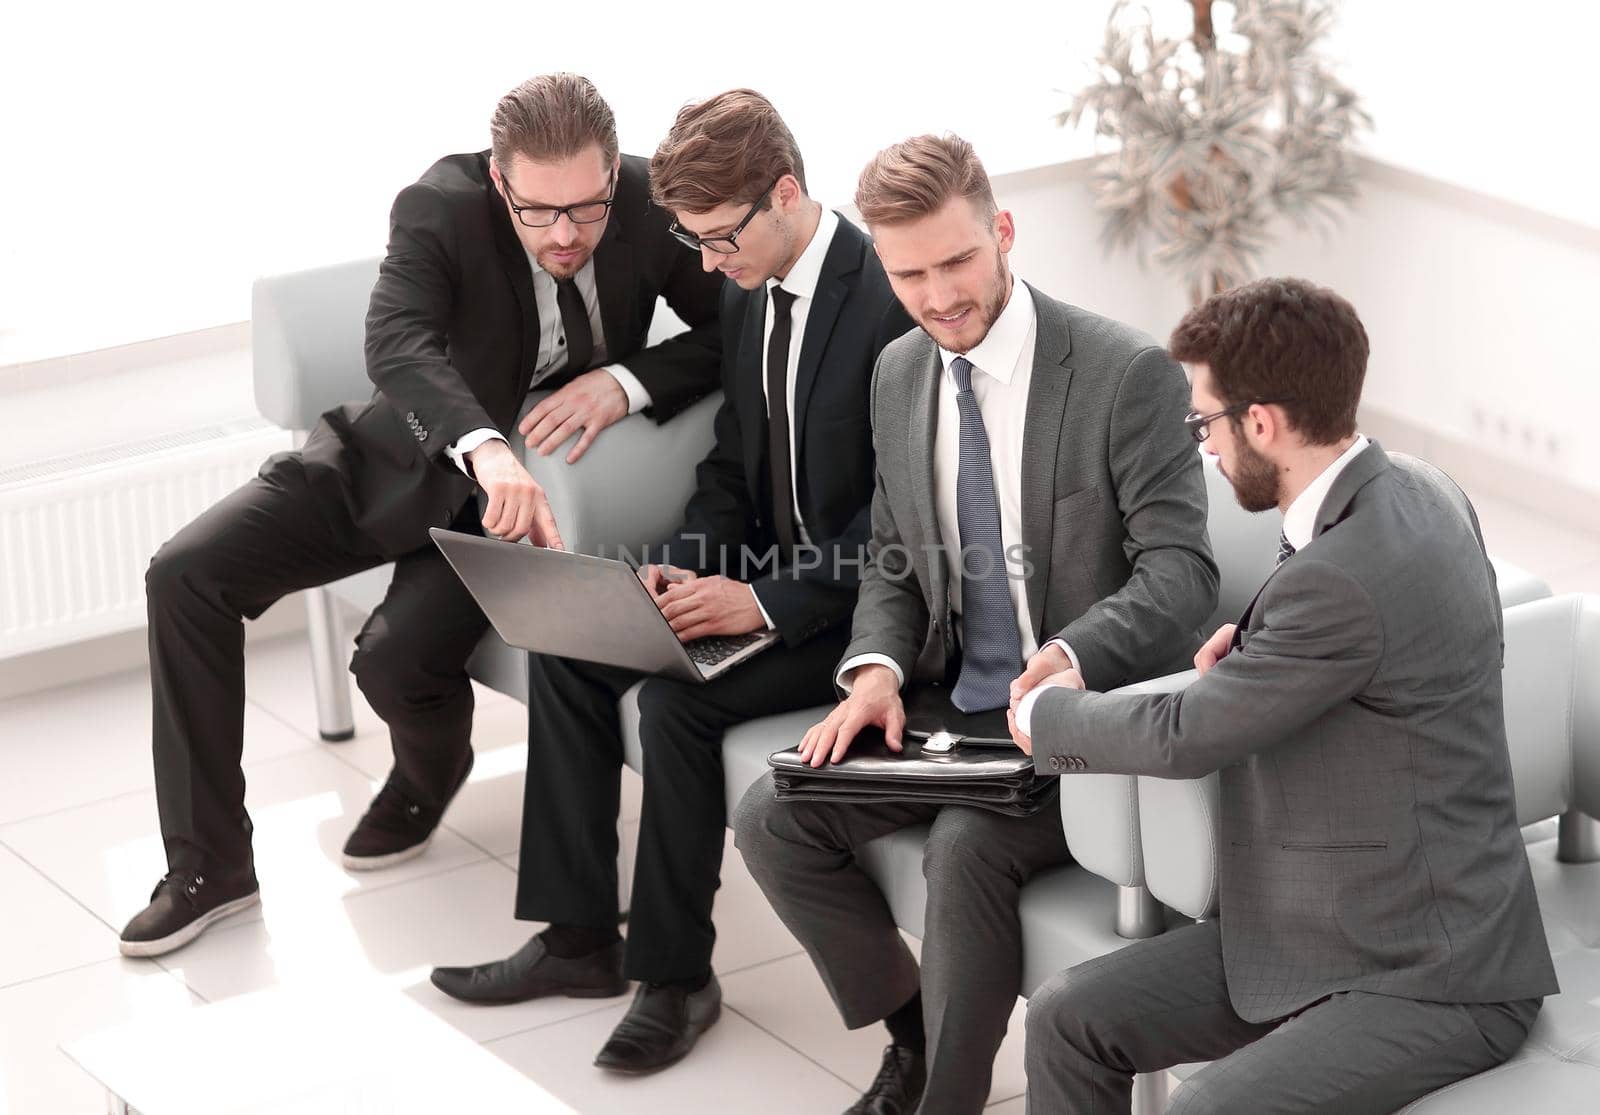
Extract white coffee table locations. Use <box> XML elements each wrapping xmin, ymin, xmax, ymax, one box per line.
<box><xmin>62</xmin><ymin>984</ymin><xmax>574</xmax><ymax>1114</ymax></box>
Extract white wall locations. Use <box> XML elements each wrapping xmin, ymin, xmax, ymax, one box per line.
<box><xmin>992</xmin><ymin>158</ymin><xmax>1600</xmax><ymax>503</ymax></box>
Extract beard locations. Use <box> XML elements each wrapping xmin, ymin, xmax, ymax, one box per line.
<box><xmin>535</xmin><ymin>244</ymin><xmax>594</xmax><ymax>280</ymax></box>
<box><xmin>923</xmin><ymin>254</ymin><xmax>1011</xmax><ymax>355</ymax></box>
<box><xmin>1224</xmin><ymin>436</ymin><xmax>1282</xmax><ymax>513</ymax></box>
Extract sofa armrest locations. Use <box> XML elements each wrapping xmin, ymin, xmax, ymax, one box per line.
<box><xmin>521</xmin><ymin>391</ymin><xmax>722</xmax><ymax>557</ymax></box>
<box><xmin>251</xmin><ymin>258</ymin><xmax>381</xmax><ymax>430</ymax></box>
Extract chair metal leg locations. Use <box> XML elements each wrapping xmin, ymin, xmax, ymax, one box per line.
<box><xmin>1557</xmin><ymin>810</ymin><xmax>1600</xmax><ymax>864</ymax></box>
<box><xmin>105</xmin><ymin>1093</ymin><xmax>135</xmax><ymax>1115</ymax></box>
<box><xmin>304</xmin><ymin>586</ymin><xmax>355</xmax><ymax>742</ymax></box>
<box><xmin>1116</xmin><ymin>884</ymin><xmax>1164</xmax><ymax>939</ymax></box>
<box><xmin>1131</xmin><ymin>1071</ymin><xmax>1171</xmax><ymax>1115</ymax></box>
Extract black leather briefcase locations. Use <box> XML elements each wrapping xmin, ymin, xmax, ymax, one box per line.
<box><xmin>767</xmin><ymin>685</ymin><xmax>1056</xmax><ymax>817</ymax></box>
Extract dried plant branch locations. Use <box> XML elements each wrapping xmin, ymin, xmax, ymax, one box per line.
<box><xmin>1062</xmin><ymin>0</ymin><xmax>1371</xmax><ymax>300</ymax></box>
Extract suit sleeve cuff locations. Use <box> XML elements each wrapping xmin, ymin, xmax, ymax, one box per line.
<box><xmin>446</xmin><ymin>428</ymin><xmax>507</xmax><ymax>476</ymax></box>
<box><xmin>750</xmin><ymin>584</ymin><xmax>777</xmax><ymax>631</ymax></box>
<box><xmin>1015</xmin><ymin>683</ymin><xmax>1063</xmax><ymax>738</ymax></box>
<box><xmin>604</xmin><ymin>364</ymin><xmax>652</xmax><ymax>416</ymax></box>
<box><xmin>836</xmin><ymin>653</ymin><xmax>905</xmax><ymax>694</ymax></box>
<box><xmin>1044</xmin><ymin>637</ymin><xmax>1081</xmax><ymax>673</ymax></box>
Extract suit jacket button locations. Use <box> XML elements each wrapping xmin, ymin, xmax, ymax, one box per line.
<box><xmin>406</xmin><ymin>411</ymin><xmax>416</xmax><ymax>421</ymax></box>
<box><xmin>419</xmin><ymin>431</ymin><xmax>429</xmax><ymax>442</ymax></box>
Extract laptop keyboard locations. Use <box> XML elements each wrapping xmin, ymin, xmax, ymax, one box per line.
<box><xmin>685</xmin><ymin>632</ymin><xmax>767</xmax><ymax>668</ymax></box>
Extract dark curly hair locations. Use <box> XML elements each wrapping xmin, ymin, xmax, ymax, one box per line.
<box><xmin>1169</xmin><ymin>277</ymin><xmax>1369</xmax><ymax>445</ymax></box>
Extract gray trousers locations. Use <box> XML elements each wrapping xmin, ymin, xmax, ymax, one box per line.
<box><xmin>1024</xmin><ymin>919</ymin><xmax>1541</xmax><ymax>1114</ymax></box>
<box><xmin>733</xmin><ymin>773</ymin><xmax>1070</xmax><ymax>1115</ymax></box>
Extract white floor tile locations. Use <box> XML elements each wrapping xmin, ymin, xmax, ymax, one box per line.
<box><xmin>711</xmin><ymin>831</ymin><xmax>804</xmax><ymax>975</ymax></box>
<box><xmin>485</xmin><ymin>998</ymin><xmax>858</xmax><ymax>1114</ymax></box>
<box><xmin>0</xmin><ymin>664</ymin><xmax>312</xmax><ymax>826</ymax></box>
<box><xmin>0</xmin><ymin>958</ymin><xmax>198</xmax><ymax>1114</ymax></box>
<box><xmin>159</xmin><ymin>858</ymin><xmax>627</xmax><ymax>1045</ymax></box>
<box><xmin>986</xmin><ymin>1096</ymin><xmax>1026</xmax><ymax>1112</ymax></box>
<box><xmin>721</xmin><ymin>950</ymin><xmax>1027</xmax><ymax>1105</ymax></box>
<box><xmin>1472</xmin><ymin>495</ymin><xmax>1600</xmax><ymax>578</ymax></box>
<box><xmin>0</xmin><ymin>843</ymin><xmax>120</xmax><ymax>987</ymax></box>
<box><xmin>1549</xmin><ymin>561</ymin><xmax>1600</xmax><ymax>597</ymax></box>
<box><xmin>0</xmin><ymin>748</ymin><xmax>489</xmax><ymax>933</ymax></box>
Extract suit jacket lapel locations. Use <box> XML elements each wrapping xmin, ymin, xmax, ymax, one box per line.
<box><xmin>790</xmin><ymin>217</ymin><xmax>858</xmax><ymax>454</ymax></box>
<box><xmin>591</xmin><ymin>216</ymin><xmax>636</xmax><ymax>363</ymax></box>
<box><xmin>1020</xmin><ymin>285</ymin><xmax>1074</xmax><ymax>639</ymax></box>
<box><xmin>1236</xmin><ymin>440</ymin><xmax>1391</xmax><ymax>643</ymax></box>
<box><xmin>906</xmin><ymin>341</ymin><xmax>944</xmax><ymax>615</ymax></box>
<box><xmin>1311</xmin><ymin>440</ymin><xmax>1389</xmax><ymax>541</ymax></box>
<box><xmin>486</xmin><ymin>164</ymin><xmax>541</xmax><ymax>398</ymax></box>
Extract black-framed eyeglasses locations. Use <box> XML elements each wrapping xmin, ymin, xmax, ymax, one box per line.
<box><xmin>1184</xmin><ymin>399</ymin><xmax>1298</xmax><ymax>443</ymax></box>
<box><xmin>668</xmin><ymin>177</ymin><xmax>781</xmax><ymax>255</ymax></box>
<box><xmin>503</xmin><ymin>168</ymin><xmax>617</xmax><ymax>229</ymax></box>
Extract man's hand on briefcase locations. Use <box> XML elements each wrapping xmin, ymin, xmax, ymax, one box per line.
<box><xmin>799</xmin><ymin>665</ymin><xmax>906</xmax><ymax>768</ymax></box>
<box><xmin>466</xmin><ymin>439</ymin><xmax>566</xmax><ymax>550</ymax></box>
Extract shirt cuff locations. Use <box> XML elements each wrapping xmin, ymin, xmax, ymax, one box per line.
<box><xmin>1043</xmin><ymin>637</ymin><xmax>1081</xmax><ymax>673</ymax></box>
<box><xmin>750</xmin><ymin>584</ymin><xmax>776</xmax><ymax>631</ymax></box>
<box><xmin>836</xmin><ymin>653</ymin><xmax>905</xmax><ymax>694</ymax></box>
<box><xmin>604</xmin><ymin>364</ymin><xmax>652</xmax><ymax>416</ymax></box>
<box><xmin>1015</xmin><ymin>683</ymin><xmax>1060</xmax><ymax>738</ymax></box>
<box><xmin>445</xmin><ymin>428</ymin><xmax>507</xmax><ymax>477</ymax></box>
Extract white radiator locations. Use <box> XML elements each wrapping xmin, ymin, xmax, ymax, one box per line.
<box><xmin>0</xmin><ymin>420</ymin><xmax>293</xmax><ymax>658</ymax></box>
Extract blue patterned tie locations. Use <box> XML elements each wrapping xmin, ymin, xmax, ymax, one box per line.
<box><xmin>949</xmin><ymin>356</ymin><xmax>1024</xmax><ymax>712</ymax></box>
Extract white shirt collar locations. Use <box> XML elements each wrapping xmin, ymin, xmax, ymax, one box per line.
<box><xmin>1282</xmin><ymin>434</ymin><xmax>1371</xmax><ymax>551</ymax></box>
<box><xmin>767</xmin><ymin>207</ymin><xmax>839</xmax><ymax>302</ymax></box>
<box><xmin>937</xmin><ymin>279</ymin><xmax>1035</xmax><ymax>385</ymax></box>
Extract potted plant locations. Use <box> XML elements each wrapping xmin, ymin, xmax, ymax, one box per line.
<box><xmin>1061</xmin><ymin>0</ymin><xmax>1372</xmax><ymax>302</ymax></box>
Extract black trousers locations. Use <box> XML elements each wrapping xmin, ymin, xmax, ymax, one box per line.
<box><xmin>146</xmin><ymin>452</ymin><xmax>488</xmax><ymax>876</ymax></box>
<box><xmin>514</xmin><ymin>625</ymin><xmax>849</xmax><ymax>984</ymax></box>
<box><xmin>1023</xmin><ymin>919</ymin><xmax>1542</xmax><ymax>1114</ymax></box>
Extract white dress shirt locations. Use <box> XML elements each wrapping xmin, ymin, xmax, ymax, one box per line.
<box><xmin>838</xmin><ymin>281</ymin><xmax>1081</xmax><ymax>691</ymax></box>
<box><xmin>444</xmin><ymin>254</ymin><xmax>649</xmax><ymax>473</ymax></box>
<box><xmin>747</xmin><ymin>208</ymin><xmax>841</xmax><ymax>630</ymax></box>
<box><xmin>1014</xmin><ymin>432</ymin><xmax>1371</xmax><ymax>734</ymax></box>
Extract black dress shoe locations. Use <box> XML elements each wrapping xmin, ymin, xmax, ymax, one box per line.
<box><xmin>845</xmin><ymin>1044</ymin><xmax>926</xmax><ymax>1115</ymax></box>
<box><xmin>342</xmin><ymin>751</ymin><xmax>473</xmax><ymax>870</ymax></box>
<box><xmin>430</xmin><ymin>934</ymin><xmax>627</xmax><ymax>1004</ymax></box>
<box><xmin>118</xmin><ymin>869</ymin><xmax>260</xmax><ymax>958</ymax></box>
<box><xmin>593</xmin><ymin>973</ymin><xmax>722</xmax><ymax>1075</ymax></box>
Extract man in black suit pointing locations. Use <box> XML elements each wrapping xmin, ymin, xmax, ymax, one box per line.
<box><xmin>120</xmin><ymin>73</ymin><xmax>723</xmax><ymax>958</ymax></box>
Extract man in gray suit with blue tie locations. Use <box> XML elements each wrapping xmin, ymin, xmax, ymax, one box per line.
<box><xmin>1013</xmin><ymin>277</ymin><xmax>1558</xmax><ymax>1113</ymax></box>
<box><xmin>734</xmin><ymin>135</ymin><xmax>1218</xmax><ymax>1114</ymax></box>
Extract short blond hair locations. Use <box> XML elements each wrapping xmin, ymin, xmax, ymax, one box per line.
<box><xmin>854</xmin><ymin>134</ymin><xmax>997</xmax><ymax>227</ymax></box>
<box><xmin>490</xmin><ymin>73</ymin><xmax>618</xmax><ymax>170</ymax></box>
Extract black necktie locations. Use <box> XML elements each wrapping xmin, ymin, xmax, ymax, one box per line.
<box><xmin>1277</xmin><ymin>532</ymin><xmax>1297</xmax><ymax>566</ymax></box>
<box><xmin>556</xmin><ymin>277</ymin><xmax>594</xmax><ymax>376</ymax></box>
<box><xmin>766</xmin><ymin>287</ymin><xmax>799</xmax><ymax>554</ymax></box>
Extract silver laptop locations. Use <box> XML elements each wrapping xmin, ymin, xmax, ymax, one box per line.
<box><xmin>429</xmin><ymin>528</ymin><xmax>778</xmax><ymax>683</ymax></box>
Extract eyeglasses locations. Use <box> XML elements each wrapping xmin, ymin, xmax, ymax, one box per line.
<box><xmin>1184</xmin><ymin>399</ymin><xmax>1298</xmax><ymax>443</ymax></box>
<box><xmin>668</xmin><ymin>177</ymin><xmax>781</xmax><ymax>255</ymax></box>
<box><xmin>503</xmin><ymin>169</ymin><xmax>617</xmax><ymax>229</ymax></box>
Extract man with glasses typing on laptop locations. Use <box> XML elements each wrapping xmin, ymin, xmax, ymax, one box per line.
<box><xmin>429</xmin><ymin>90</ymin><xmax>913</xmax><ymax>1074</ymax></box>
<box><xmin>117</xmin><ymin>73</ymin><xmax>723</xmax><ymax>959</ymax></box>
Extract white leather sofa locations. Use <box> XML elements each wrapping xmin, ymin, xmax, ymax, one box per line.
<box><xmin>252</xmin><ymin>259</ymin><xmax>1561</xmax><ymax>1112</ymax></box>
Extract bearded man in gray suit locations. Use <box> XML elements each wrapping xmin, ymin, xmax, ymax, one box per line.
<box><xmin>733</xmin><ymin>135</ymin><xmax>1218</xmax><ymax>1115</ymax></box>
<box><xmin>1013</xmin><ymin>277</ymin><xmax>1558</xmax><ymax>1114</ymax></box>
